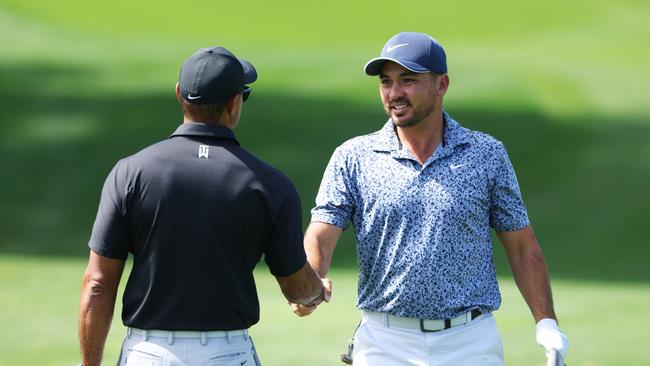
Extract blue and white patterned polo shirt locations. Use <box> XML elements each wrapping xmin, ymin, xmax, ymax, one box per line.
<box><xmin>311</xmin><ymin>112</ymin><xmax>530</xmax><ymax>319</ymax></box>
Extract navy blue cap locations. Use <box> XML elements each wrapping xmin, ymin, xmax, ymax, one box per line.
<box><xmin>364</xmin><ymin>32</ymin><xmax>447</xmax><ymax>76</ymax></box>
<box><xmin>179</xmin><ymin>47</ymin><xmax>257</xmax><ymax>104</ymax></box>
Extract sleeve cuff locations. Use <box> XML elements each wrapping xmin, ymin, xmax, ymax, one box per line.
<box><xmin>310</xmin><ymin>212</ymin><xmax>349</xmax><ymax>230</ymax></box>
<box><xmin>88</xmin><ymin>242</ymin><xmax>129</xmax><ymax>260</ymax></box>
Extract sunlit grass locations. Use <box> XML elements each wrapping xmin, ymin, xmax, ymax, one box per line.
<box><xmin>1</xmin><ymin>256</ymin><xmax>649</xmax><ymax>365</ymax></box>
<box><xmin>1</xmin><ymin>3</ymin><xmax>649</xmax><ymax>116</ymax></box>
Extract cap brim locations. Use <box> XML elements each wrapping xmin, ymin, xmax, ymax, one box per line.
<box><xmin>240</xmin><ymin>59</ymin><xmax>257</xmax><ymax>84</ymax></box>
<box><xmin>364</xmin><ymin>57</ymin><xmax>431</xmax><ymax>76</ymax></box>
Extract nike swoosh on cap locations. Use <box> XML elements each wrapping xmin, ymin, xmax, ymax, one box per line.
<box><xmin>387</xmin><ymin>43</ymin><xmax>408</xmax><ymax>52</ymax></box>
<box><xmin>187</xmin><ymin>94</ymin><xmax>202</xmax><ymax>100</ymax></box>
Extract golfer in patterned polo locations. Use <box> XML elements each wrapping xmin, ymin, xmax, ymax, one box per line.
<box><xmin>293</xmin><ymin>32</ymin><xmax>569</xmax><ymax>365</ymax></box>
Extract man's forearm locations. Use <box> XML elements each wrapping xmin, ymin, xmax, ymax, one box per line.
<box><xmin>304</xmin><ymin>222</ymin><xmax>341</xmax><ymax>278</ymax></box>
<box><xmin>79</xmin><ymin>279</ymin><xmax>119</xmax><ymax>366</ymax></box>
<box><xmin>499</xmin><ymin>227</ymin><xmax>556</xmax><ymax>322</ymax></box>
<box><xmin>509</xmin><ymin>242</ymin><xmax>556</xmax><ymax>321</ymax></box>
<box><xmin>286</xmin><ymin>222</ymin><xmax>341</xmax><ymax>317</ymax></box>
<box><xmin>305</xmin><ymin>241</ymin><xmax>332</xmax><ymax>278</ymax></box>
<box><xmin>276</xmin><ymin>262</ymin><xmax>325</xmax><ymax>305</ymax></box>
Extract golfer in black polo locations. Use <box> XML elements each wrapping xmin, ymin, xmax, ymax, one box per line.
<box><xmin>78</xmin><ymin>47</ymin><xmax>326</xmax><ymax>366</ymax></box>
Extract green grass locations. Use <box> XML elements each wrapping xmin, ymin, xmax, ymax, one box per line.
<box><xmin>1</xmin><ymin>0</ymin><xmax>649</xmax><ymax>114</ymax></box>
<box><xmin>1</xmin><ymin>256</ymin><xmax>649</xmax><ymax>365</ymax></box>
<box><xmin>1</xmin><ymin>0</ymin><xmax>650</xmax><ymax>364</ymax></box>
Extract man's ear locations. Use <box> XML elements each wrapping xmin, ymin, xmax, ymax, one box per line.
<box><xmin>226</xmin><ymin>92</ymin><xmax>242</xmax><ymax>116</ymax></box>
<box><xmin>175</xmin><ymin>82</ymin><xmax>183</xmax><ymax>103</ymax></box>
<box><xmin>437</xmin><ymin>74</ymin><xmax>450</xmax><ymax>97</ymax></box>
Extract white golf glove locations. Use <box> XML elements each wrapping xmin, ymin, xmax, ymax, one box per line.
<box><xmin>536</xmin><ymin>318</ymin><xmax>569</xmax><ymax>359</ymax></box>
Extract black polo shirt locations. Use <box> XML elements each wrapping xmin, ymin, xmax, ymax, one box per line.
<box><xmin>88</xmin><ymin>123</ymin><xmax>306</xmax><ymax>331</ymax></box>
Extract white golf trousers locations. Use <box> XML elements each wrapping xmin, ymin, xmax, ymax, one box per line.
<box><xmin>117</xmin><ymin>327</ymin><xmax>260</xmax><ymax>366</ymax></box>
<box><xmin>353</xmin><ymin>311</ymin><xmax>504</xmax><ymax>366</ymax></box>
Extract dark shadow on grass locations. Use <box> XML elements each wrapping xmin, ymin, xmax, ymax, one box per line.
<box><xmin>1</xmin><ymin>63</ymin><xmax>649</xmax><ymax>284</ymax></box>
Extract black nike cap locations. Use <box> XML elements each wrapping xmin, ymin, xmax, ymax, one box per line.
<box><xmin>179</xmin><ymin>47</ymin><xmax>257</xmax><ymax>104</ymax></box>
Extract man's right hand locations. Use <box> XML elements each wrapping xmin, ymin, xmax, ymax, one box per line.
<box><xmin>290</xmin><ymin>278</ymin><xmax>332</xmax><ymax>317</ymax></box>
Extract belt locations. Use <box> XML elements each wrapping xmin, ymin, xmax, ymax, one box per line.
<box><xmin>128</xmin><ymin>327</ymin><xmax>248</xmax><ymax>339</ymax></box>
<box><xmin>363</xmin><ymin>309</ymin><xmax>483</xmax><ymax>333</ymax></box>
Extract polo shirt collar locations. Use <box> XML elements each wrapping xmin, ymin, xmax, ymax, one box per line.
<box><xmin>442</xmin><ymin>112</ymin><xmax>471</xmax><ymax>149</ymax></box>
<box><xmin>170</xmin><ymin>122</ymin><xmax>239</xmax><ymax>145</ymax></box>
<box><xmin>373</xmin><ymin>111</ymin><xmax>470</xmax><ymax>157</ymax></box>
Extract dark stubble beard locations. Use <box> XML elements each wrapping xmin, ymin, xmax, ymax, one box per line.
<box><xmin>387</xmin><ymin>96</ymin><xmax>437</xmax><ymax>128</ymax></box>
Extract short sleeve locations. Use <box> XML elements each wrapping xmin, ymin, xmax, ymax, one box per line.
<box><xmin>88</xmin><ymin>161</ymin><xmax>131</xmax><ymax>260</ymax></box>
<box><xmin>310</xmin><ymin>146</ymin><xmax>355</xmax><ymax>229</ymax></box>
<box><xmin>264</xmin><ymin>183</ymin><xmax>307</xmax><ymax>277</ymax></box>
<box><xmin>489</xmin><ymin>143</ymin><xmax>530</xmax><ymax>231</ymax></box>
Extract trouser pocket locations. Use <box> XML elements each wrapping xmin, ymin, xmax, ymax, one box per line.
<box><xmin>124</xmin><ymin>348</ymin><xmax>164</xmax><ymax>366</ymax></box>
<box><xmin>207</xmin><ymin>350</ymin><xmax>253</xmax><ymax>366</ymax></box>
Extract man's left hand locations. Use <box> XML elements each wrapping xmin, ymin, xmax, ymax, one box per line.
<box><xmin>536</xmin><ymin>318</ymin><xmax>569</xmax><ymax>359</ymax></box>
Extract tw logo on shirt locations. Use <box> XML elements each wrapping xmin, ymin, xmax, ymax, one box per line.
<box><xmin>198</xmin><ymin>145</ymin><xmax>209</xmax><ymax>159</ymax></box>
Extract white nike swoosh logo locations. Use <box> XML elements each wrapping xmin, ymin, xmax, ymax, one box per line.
<box><xmin>449</xmin><ymin>163</ymin><xmax>468</xmax><ymax>170</ymax></box>
<box><xmin>386</xmin><ymin>43</ymin><xmax>408</xmax><ymax>52</ymax></box>
<box><xmin>187</xmin><ymin>94</ymin><xmax>202</xmax><ymax>100</ymax></box>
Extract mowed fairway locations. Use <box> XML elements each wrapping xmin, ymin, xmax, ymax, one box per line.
<box><xmin>1</xmin><ymin>0</ymin><xmax>649</xmax><ymax>365</ymax></box>
<box><xmin>2</xmin><ymin>256</ymin><xmax>650</xmax><ymax>365</ymax></box>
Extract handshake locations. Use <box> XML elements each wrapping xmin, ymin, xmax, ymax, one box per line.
<box><xmin>290</xmin><ymin>278</ymin><xmax>332</xmax><ymax>317</ymax></box>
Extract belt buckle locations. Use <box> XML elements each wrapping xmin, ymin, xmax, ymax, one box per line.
<box><xmin>419</xmin><ymin>318</ymin><xmax>450</xmax><ymax>333</ymax></box>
